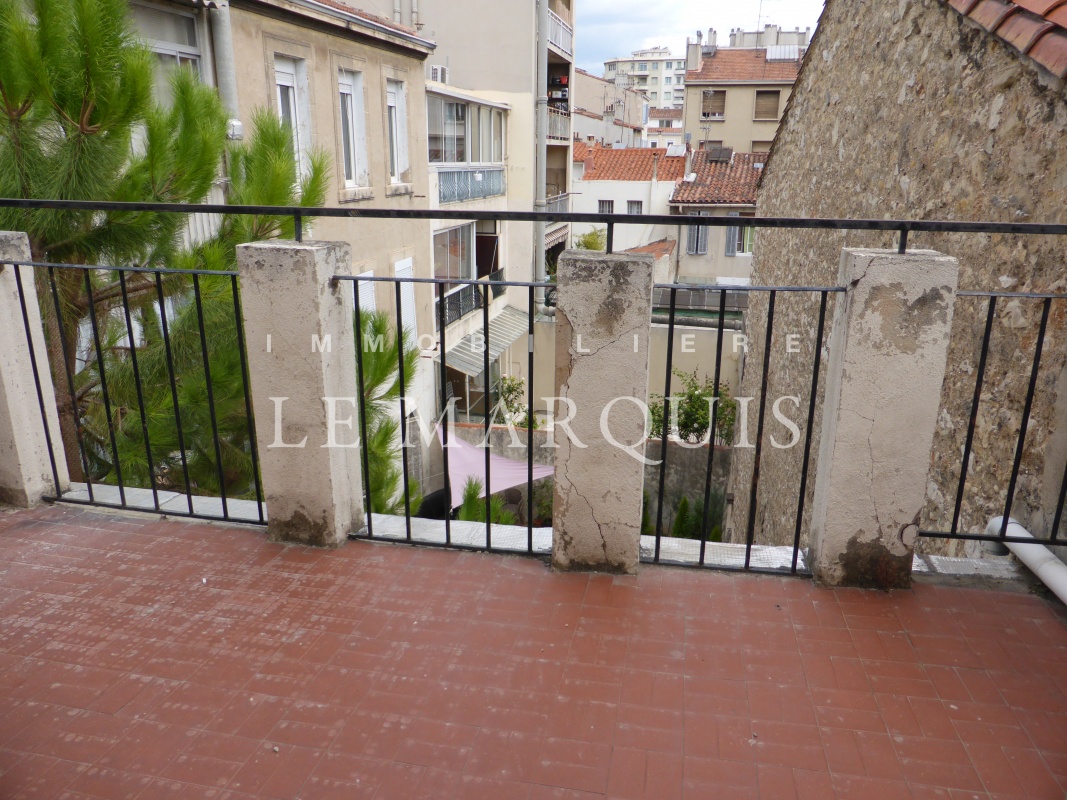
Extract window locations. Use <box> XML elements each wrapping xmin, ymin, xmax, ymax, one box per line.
<box><xmin>664</xmin><ymin>61</ymin><xmax>672</xmax><ymax>70</ymax></box>
<box><xmin>427</xmin><ymin>96</ymin><xmax>504</xmax><ymax>164</ymax></box>
<box><xmin>356</xmin><ymin>270</ymin><xmax>376</xmax><ymax>313</ymax></box>
<box><xmin>752</xmin><ymin>140</ymin><xmax>773</xmax><ymax>152</ymax></box>
<box><xmin>386</xmin><ymin>79</ymin><xmax>409</xmax><ymax>183</ymax></box>
<box><xmin>725</xmin><ymin>212</ymin><xmax>754</xmax><ymax>256</ymax></box>
<box><xmin>701</xmin><ymin>90</ymin><xmax>725</xmax><ymax>119</ymax></box>
<box><xmin>627</xmin><ymin>201</ymin><xmax>642</xmax><ymax>215</ymax></box>
<box><xmin>394</xmin><ymin>258</ymin><xmax>417</xmax><ymax>338</ymax></box>
<box><xmin>607</xmin><ymin>63</ymin><xmax>617</xmax><ymax>72</ymax></box>
<box><xmin>700</xmin><ymin>140</ymin><xmax>723</xmax><ymax>150</ymax></box>
<box><xmin>651</xmin><ymin>77</ymin><xmax>658</xmax><ymax>86</ymax></box>
<box><xmin>664</xmin><ymin>77</ymin><xmax>672</xmax><ymax>86</ymax></box>
<box><xmin>338</xmin><ymin>69</ymin><xmax>367</xmax><ymax>188</ymax></box>
<box><xmin>275</xmin><ymin>56</ymin><xmax>310</xmax><ymax>177</ymax></box>
<box><xmin>754</xmin><ymin>90</ymin><xmax>781</xmax><ymax>120</ymax></box>
<box><xmin>638</xmin><ymin>62</ymin><xmax>648</xmax><ymax>71</ymax></box>
<box><xmin>650</xmin><ymin>92</ymin><xmax>657</xmax><ymax>101</ymax></box>
<box><xmin>649</xmin><ymin>141</ymin><xmax>657</xmax><ymax>148</ymax></box>
<box><xmin>687</xmin><ymin>211</ymin><xmax>710</xmax><ymax>255</ymax></box>
<box><xmin>130</xmin><ymin>4</ymin><xmax>201</xmax><ymax>107</ymax></box>
<box><xmin>434</xmin><ymin>224</ymin><xmax>474</xmax><ymax>288</ymax></box>
<box><xmin>598</xmin><ymin>200</ymin><xmax>614</xmax><ymax>214</ymax></box>
<box><xmin>651</xmin><ymin>62</ymin><xmax>659</xmax><ymax>70</ymax></box>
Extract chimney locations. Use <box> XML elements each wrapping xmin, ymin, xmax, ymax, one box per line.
<box><xmin>584</xmin><ymin>150</ymin><xmax>595</xmax><ymax>174</ymax></box>
<box><xmin>707</xmin><ymin>28</ymin><xmax>716</xmax><ymax>48</ymax></box>
<box><xmin>686</xmin><ymin>35</ymin><xmax>702</xmax><ymax>71</ymax></box>
<box><xmin>652</xmin><ymin>151</ymin><xmax>659</xmax><ymax>183</ymax></box>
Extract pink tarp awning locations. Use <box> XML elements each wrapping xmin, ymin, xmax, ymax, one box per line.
<box><xmin>439</xmin><ymin>428</ymin><xmax>554</xmax><ymax>508</ymax></box>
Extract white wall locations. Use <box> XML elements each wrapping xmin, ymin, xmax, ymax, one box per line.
<box><xmin>571</xmin><ymin>178</ymin><xmax>675</xmax><ymax>251</ymax></box>
<box><xmin>669</xmin><ymin>206</ymin><xmax>755</xmax><ymax>284</ymax></box>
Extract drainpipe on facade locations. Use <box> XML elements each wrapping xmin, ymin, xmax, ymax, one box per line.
<box><xmin>209</xmin><ymin>2</ymin><xmax>243</xmax><ymax>139</ymax></box>
<box><xmin>393</xmin><ymin>0</ymin><xmax>401</xmax><ymax>24</ymax></box>
<box><xmin>533</xmin><ymin>0</ymin><xmax>549</xmax><ymax>308</ymax></box>
<box><xmin>411</xmin><ymin>0</ymin><xmax>419</xmax><ymax>27</ymax></box>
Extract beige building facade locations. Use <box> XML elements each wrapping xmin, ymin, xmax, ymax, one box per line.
<box><xmin>604</xmin><ymin>46</ymin><xmax>685</xmax><ymax>109</ymax></box>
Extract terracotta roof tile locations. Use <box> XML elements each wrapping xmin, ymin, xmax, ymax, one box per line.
<box><xmin>686</xmin><ymin>48</ymin><xmax>803</xmax><ymax>83</ymax></box>
<box><xmin>580</xmin><ymin>147</ymin><xmax>687</xmax><ymax>181</ymax></box>
<box><xmin>623</xmin><ymin>238</ymin><xmax>677</xmax><ymax>259</ymax></box>
<box><xmin>669</xmin><ymin>151</ymin><xmax>764</xmax><ymax>206</ymax></box>
<box><xmin>573</xmin><ymin>140</ymin><xmax>590</xmax><ymax>162</ymax></box>
<box><xmin>940</xmin><ymin>0</ymin><xmax>1067</xmax><ymax>79</ymax></box>
<box><xmin>649</xmin><ymin>107</ymin><xmax>683</xmax><ymax>120</ymax></box>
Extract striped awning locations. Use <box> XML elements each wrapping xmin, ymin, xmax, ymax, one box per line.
<box><xmin>545</xmin><ymin>224</ymin><xmax>570</xmax><ymax>248</ymax></box>
<box><xmin>435</xmin><ymin>306</ymin><xmax>529</xmax><ymax>377</ymax></box>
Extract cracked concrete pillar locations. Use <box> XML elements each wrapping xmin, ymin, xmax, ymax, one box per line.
<box><xmin>236</xmin><ymin>240</ymin><xmax>363</xmax><ymax>548</ymax></box>
<box><xmin>809</xmin><ymin>248</ymin><xmax>959</xmax><ymax>588</ymax></box>
<box><xmin>0</xmin><ymin>232</ymin><xmax>70</xmax><ymax>506</ymax></box>
<box><xmin>551</xmin><ymin>250</ymin><xmax>655</xmax><ymax>574</ymax></box>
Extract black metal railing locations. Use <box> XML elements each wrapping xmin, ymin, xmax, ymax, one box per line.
<box><xmin>3</xmin><ymin>197</ymin><xmax>1067</xmax><ymax>568</ymax></box>
<box><xmin>341</xmin><ymin>271</ymin><xmax>548</xmax><ymax>554</ymax></box>
<box><xmin>10</xmin><ymin>259</ymin><xmax>264</xmax><ymax>525</ymax></box>
<box><xmin>435</xmin><ymin>269</ymin><xmax>507</xmax><ymax>328</ymax></box>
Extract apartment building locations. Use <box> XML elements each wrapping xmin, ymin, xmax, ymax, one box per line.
<box><xmin>682</xmin><ymin>25</ymin><xmax>807</xmax><ymax>153</ymax></box>
<box><xmin>645</xmin><ymin>107</ymin><xmax>683</xmax><ymax>149</ymax></box>
<box><xmin>604</xmin><ymin>46</ymin><xmax>685</xmax><ymax>109</ymax></box>
<box><xmin>571</xmin><ymin>68</ymin><xmax>647</xmax><ymax>147</ymax></box>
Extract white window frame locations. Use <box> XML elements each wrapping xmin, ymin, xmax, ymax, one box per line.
<box><xmin>627</xmin><ymin>201</ymin><xmax>643</xmax><ymax>215</ymax></box>
<box><xmin>687</xmin><ymin>211</ymin><xmax>710</xmax><ymax>255</ymax></box>
<box><xmin>386</xmin><ymin>79</ymin><xmax>410</xmax><ymax>183</ymax></box>
<box><xmin>598</xmin><ymin>200</ymin><xmax>614</xmax><ymax>214</ymax></box>
<box><xmin>130</xmin><ymin>3</ymin><xmax>202</xmax><ymax>106</ymax></box>
<box><xmin>275</xmin><ymin>56</ymin><xmax>311</xmax><ymax>179</ymax></box>
<box><xmin>338</xmin><ymin>69</ymin><xmax>368</xmax><ymax>188</ymax></box>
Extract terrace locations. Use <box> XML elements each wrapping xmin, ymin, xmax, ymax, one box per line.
<box><xmin>1</xmin><ymin>201</ymin><xmax>1066</xmax><ymax>798</ymax></box>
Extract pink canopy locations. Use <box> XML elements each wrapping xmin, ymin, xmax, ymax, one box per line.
<box><xmin>439</xmin><ymin>428</ymin><xmax>554</xmax><ymax>508</ymax></box>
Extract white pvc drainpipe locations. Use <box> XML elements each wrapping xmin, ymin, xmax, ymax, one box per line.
<box><xmin>986</xmin><ymin>516</ymin><xmax>1067</xmax><ymax>605</ymax></box>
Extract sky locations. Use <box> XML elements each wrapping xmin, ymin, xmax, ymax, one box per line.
<box><xmin>574</xmin><ymin>0</ymin><xmax>827</xmax><ymax>75</ymax></box>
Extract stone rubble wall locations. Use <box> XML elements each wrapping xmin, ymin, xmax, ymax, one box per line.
<box><xmin>727</xmin><ymin>0</ymin><xmax>1067</xmax><ymax>557</ymax></box>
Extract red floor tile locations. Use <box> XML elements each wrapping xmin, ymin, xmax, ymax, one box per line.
<box><xmin>0</xmin><ymin>505</ymin><xmax>1065</xmax><ymax>799</ymax></box>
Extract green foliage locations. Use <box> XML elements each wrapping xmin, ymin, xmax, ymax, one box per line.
<box><xmin>667</xmin><ymin>488</ymin><xmax>724</xmax><ymax>541</ymax></box>
<box><xmin>649</xmin><ymin>370</ymin><xmax>737</xmax><ymax>445</ymax></box>
<box><xmin>573</xmin><ymin>227</ymin><xmax>607</xmax><ymax>252</ymax></box>
<box><xmin>456</xmin><ymin>477</ymin><xmax>517</xmax><ymax>525</ymax></box>
<box><xmin>496</xmin><ymin>374</ymin><xmax>538</xmax><ymax>430</ymax></box>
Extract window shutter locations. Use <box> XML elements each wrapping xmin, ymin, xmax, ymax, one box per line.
<box><xmin>687</xmin><ymin>220</ymin><xmax>699</xmax><ymax>255</ymax></box>
<box><xmin>356</xmin><ymin>270</ymin><xmax>376</xmax><ymax>313</ymax></box>
<box><xmin>702</xmin><ymin>90</ymin><xmax>725</xmax><ymax>117</ymax></box>
<box><xmin>698</xmin><ymin>212</ymin><xmax>709</xmax><ymax>254</ymax></box>
<box><xmin>754</xmin><ymin>91</ymin><xmax>780</xmax><ymax>120</ymax></box>
<box><xmin>725</xmin><ymin>211</ymin><xmax>739</xmax><ymax>257</ymax></box>
<box><xmin>395</xmin><ymin>258</ymin><xmax>417</xmax><ymax>339</ymax></box>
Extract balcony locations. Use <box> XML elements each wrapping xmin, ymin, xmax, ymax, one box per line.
<box><xmin>547</xmin><ymin>107</ymin><xmax>571</xmax><ymax>141</ymax></box>
<box><xmin>546</xmin><ymin>192</ymin><xmax>569</xmax><ymax>214</ymax></box>
<box><xmin>3</xmin><ymin>201</ymin><xmax>1067</xmax><ymax>800</ymax></box>
<box><xmin>435</xmin><ymin>269</ymin><xmax>505</xmax><ymax>328</ymax></box>
<box><xmin>437</xmin><ymin>166</ymin><xmax>506</xmax><ymax>204</ymax></box>
<box><xmin>548</xmin><ymin>8</ymin><xmax>573</xmax><ymax>57</ymax></box>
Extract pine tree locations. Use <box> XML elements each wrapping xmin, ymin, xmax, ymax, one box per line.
<box><xmin>0</xmin><ymin>0</ymin><xmax>228</xmax><ymax>478</ymax></box>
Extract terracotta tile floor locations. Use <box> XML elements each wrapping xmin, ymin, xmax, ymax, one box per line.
<box><xmin>1</xmin><ymin>505</ymin><xmax>1066</xmax><ymax>799</ymax></box>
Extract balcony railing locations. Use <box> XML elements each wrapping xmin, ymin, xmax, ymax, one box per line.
<box><xmin>548</xmin><ymin>9</ymin><xmax>573</xmax><ymax>56</ymax></box>
<box><xmin>435</xmin><ymin>269</ymin><xmax>506</xmax><ymax>328</ymax></box>
<box><xmin>437</xmin><ymin>166</ymin><xmax>506</xmax><ymax>204</ymax></box>
<box><xmin>546</xmin><ymin>193</ymin><xmax>569</xmax><ymax>215</ymax></box>
<box><xmin>547</xmin><ymin>107</ymin><xmax>571</xmax><ymax>141</ymax></box>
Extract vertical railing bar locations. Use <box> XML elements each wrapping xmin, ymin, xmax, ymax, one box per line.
<box><xmin>482</xmin><ymin>286</ymin><xmax>492</xmax><ymax>550</ymax></box>
<box><xmin>192</xmin><ymin>273</ymin><xmax>229</xmax><ymax>519</ymax></box>
<box><xmin>83</xmin><ymin>268</ymin><xmax>127</xmax><ymax>507</ymax></box>
<box><xmin>1050</xmin><ymin>451</ymin><xmax>1067</xmax><ymax>543</ymax></box>
<box><xmin>437</xmin><ymin>281</ymin><xmax>452</xmax><ymax>546</ymax></box>
<box><xmin>790</xmin><ymin>290</ymin><xmax>829</xmax><ymax>574</ymax></box>
<box><xmin>699</xmin><ymin>288</ymin><xmax>728</xmax><ymax>567</ymax></box>
<box><xmin>606</xmin><ymin>222</ymin><xmax>614</xmax><ymax>254</ymax></box>
<box><xmin>527</xmin><ymin>285</ymin><xmax>535</xmax><ymax>553</ymax></box>
<box><xmin>352</xmin><ymin>281</ymin><xmax>373</xmax><ymax>538</ymax></box>
<box><xmin>653</xmin><ymin>286</ymin><xmax>678</xmax><ymax>564</ymax></box>
<box><xmin>897</xmin><ymin>226</ymin><xmax>909</xmax><ymax>255</ymax></box>
<box><xmin>12</xmin><ymin>265</ymin><xmax>62</xmax><ymax>495</ymax></box>
<box><xmin>952</xmin><ymin>296</ymin><xmax>997</xmax><ymax>535</ymax></box>
<box><xmin>1000</xmin><ymin>296</ymin><xmax>1051</xmax><ymax>537</ymax></box>
<box><xmin>155</xmin><ymin>273</ymin><xmax>194</xmax><ymax>515</ymax></box>
<box><xmin>744</xmin><ymin>290</ymin><xmax>776</xmax><ymax>570</ymax></box>
<box><xmin>294</xmin><ymin>212</ymin><xmax>303</xmax><ymax>243</ymax></box>
<box><xmin>394</xmin><ymin>280</ymin><xmax>413</xmax><ymax>541</ymax></box>
<box><xmin>230</xmin><ymin>274</ymin><xmax>265</xmax><ymax>523</ymax></box>
<box><xmin>47</xmin><ymin>267</ymin><xmax>95</xmax><ymax>501</ymax></box>
<box><xmin>118</xmin><ymin>271</ymin><xmax>161</xmax><ymax>512</ymax></box>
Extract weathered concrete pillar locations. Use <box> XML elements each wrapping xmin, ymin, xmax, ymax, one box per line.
<box><xmin>236</xmin><ymin>240</ymin><xmax>363</xmax><ymax>547</ymax></box>
<box><xmin>0</xmin><ymin>232</ymin><xmax>69</xmax><ymax>506</ymax></box>
<box><xmin>552</xmin><ymin>250</ymin><xmax>655</xmax><ymax>574</ymax></box>
<box><xmin>809</xmin><ymin>248</ymin><xmax>959</xmax><ymax>588</ymax></box>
